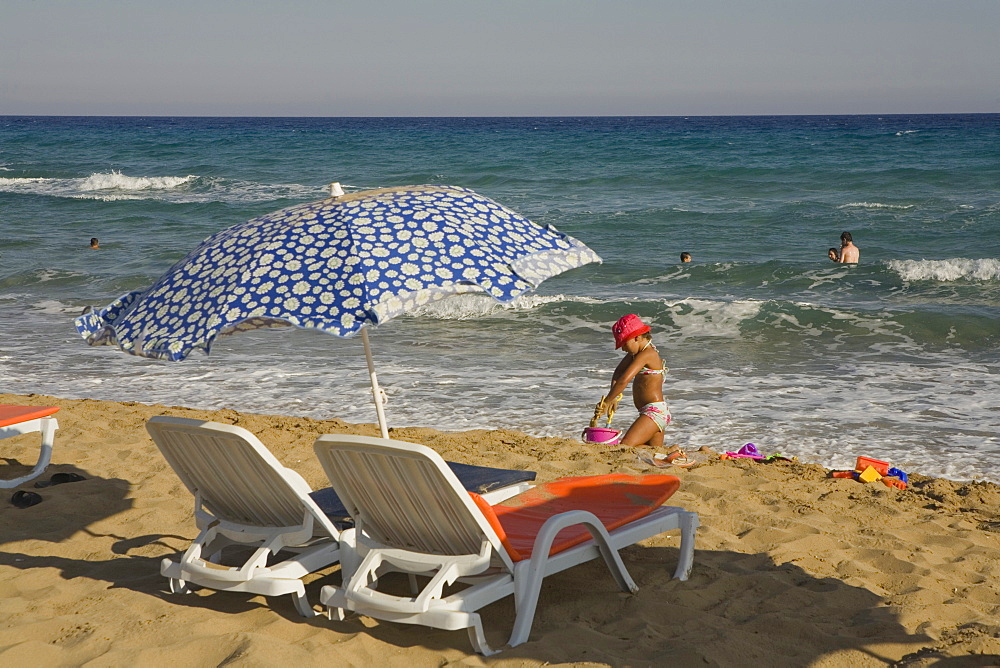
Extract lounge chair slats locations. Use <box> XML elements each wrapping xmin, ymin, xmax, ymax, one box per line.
<box><xmin>159</xmin><ymin>427</ymin><xmax>317</xmax><ymax>528</ymax></box>
<box><xmin>319</xmin><ymin>444</ymin><xmax>495</xmax><ymax>556</ymax></box>
<box><xmin>308</xmin><ymin>461</ymin><xmax>534</xmax><ymax>525</ymax></box>
<box><xmin>146</xmin><ymin>417</ymin><xmax>537</xmax><ymax>619</ymax></box>
<box><xmin>147</xmin><ymin>417</ymin><xmax>342</xmax><ymax>617</ymax></box>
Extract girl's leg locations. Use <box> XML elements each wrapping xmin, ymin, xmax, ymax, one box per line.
<box><xmin>620</xmin><ymin>415</ymin><xmax>663</xmax><ymax>448</ymax></box>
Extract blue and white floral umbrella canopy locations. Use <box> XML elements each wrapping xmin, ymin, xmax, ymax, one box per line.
<box><xmin>76</xmin><ymin>185</ymin><xmax>601</xmax><ymax>433</ymax></box>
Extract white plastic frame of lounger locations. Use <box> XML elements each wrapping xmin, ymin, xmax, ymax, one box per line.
<box><xmin>0</xmin><ymin>413</ymin><xmax>58</xmax><ymax>489</ymax></box>
<box><xmin>312</xmin><ymin>434</ymin><xmax>698</xmax><ymax>655</ymax></box>
<box><xmin>147</xmin><ymin>416</ymin><xmax>342</xmax><ymax>617</ymax></box>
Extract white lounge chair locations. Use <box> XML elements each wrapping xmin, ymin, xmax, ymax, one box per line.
<box><xmin>147</xmin><ymin>416</ymin><xmax>343</xmax><ymax>617</ymax></box>
<box><xmin>0</xmin><ymin>405</ymin><xmax>59</xmax><ymax>489</ymax></box>
<box><xmin>146</xmin><ymin>417</ymin><xmax>537</xmax><ymax>618</ymax></box>
<box><xmin>312</xmin><ymin>434</ymin><xmax>699</xmax><ymax>655</ymax></box>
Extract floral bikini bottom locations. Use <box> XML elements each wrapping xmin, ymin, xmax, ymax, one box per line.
<box><xmin>639</xmin><ymin>402</ymin><xmax>671</xmax><ymax>432</ymax></box>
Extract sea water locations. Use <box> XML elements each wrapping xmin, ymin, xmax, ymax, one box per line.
<box><xmin>1</xmin><ymin>115</ymin><xmax>998</xmax><ymax>482</ymax></box>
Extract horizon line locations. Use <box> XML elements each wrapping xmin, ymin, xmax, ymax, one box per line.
<box><xmin>2</xmin><ymin>111</ymin><xmax>998</xmax><ymax>120</ymax></box>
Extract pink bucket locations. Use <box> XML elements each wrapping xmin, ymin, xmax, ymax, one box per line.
<box><xmin>582</xmin><ymin>427</ymin><xmax>622</xmax><ymax>445</ymax></box>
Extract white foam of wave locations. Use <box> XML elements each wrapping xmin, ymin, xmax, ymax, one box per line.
<box><xmin>0</xmin><ymin>176</ymin><xmax>50</xmax><ymax>187</ymax></box>
<box><xmin>79</xmin><ymin>171</ymin><xmax>195</xmax><ymax>191</ymax></box>
<box><xmin>6</xmin><ymin>299</ymin><xmax>1000</xmax><ymax>484</ymax></box>
<box><xmin>631</xmin><ymin>266</ymin><xmax>688</xmax><ymax>285</ymax></box>
<box><xmin>838</xmin><ymin>202</ymin><xmax>914</xmax><ymax>210</ymax></box>
<box><xmin>666</xmin><ymin>298</ymin><xmax>763</xmax><ymax>339</ymax></box>
<box><xmin>214</xmin><ymin>178</ymin><xmax>322</xmax><ymax>204</ymax></box>
<box><xmin>895</xmin><ymin>130</ymin><xmax>920</xmax><ymax>136</ymax></box>
<box><xmin>887</xmin><ymin>258</ymin><xmax>1000</xmax><ymax>282</ymax></box>
<box><xmin>32</xmin><ymin>299</ymin><xmax>82</xmax><ymax>314</ymax></box>
<box><xmin>0</xmin><ymin>173</ymin><xmax>191</xmax><ymax>201</ymax></box>
<box><xmin>407</xmin><ymin>293</ymin><xmax>600</xmax><ymax>320</ymax></box>
<box><xmin>35</xmin><ymin>269</ymin><xmax>76</xmax><ymax>283</ymax></box>
<box><xmin>801</xmin><ymin>265</ymin><xmax>851</xmax><ymax>290</ymax></box>
<box><xmin>0</xmin><ymin>173</ymin><xmax>326</xmax><ymax>204</ymax></box>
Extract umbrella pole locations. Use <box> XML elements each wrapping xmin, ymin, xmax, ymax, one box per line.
<box><xmin>361</xmin><ymin>328</ymin><xmax>390</xmax><ymax>439</ymax></box>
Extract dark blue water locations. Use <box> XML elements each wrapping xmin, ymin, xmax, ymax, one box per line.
<box><xmin>2</xmin><ymin>115</ymin><xmax>998</xmax><ymax>481</ymax></box>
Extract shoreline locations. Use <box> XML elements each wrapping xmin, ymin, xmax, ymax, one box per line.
<box><xmin>3</xmin><ymin>392</ymin><xmax>999</xmax><ymax>665</ymax></box>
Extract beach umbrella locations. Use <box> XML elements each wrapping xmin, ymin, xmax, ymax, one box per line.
<box><xmin>75</xmin><ymin>184</ymin><xmax>601</xmax><ymax>437</ymax></box>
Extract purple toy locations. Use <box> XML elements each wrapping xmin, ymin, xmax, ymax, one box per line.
<box><xmin>723</xmin><ymin>443</ymin><xmax>765</xmax><ymax>459</ymax></box>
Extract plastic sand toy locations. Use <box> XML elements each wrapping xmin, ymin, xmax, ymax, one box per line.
<box><xmin>831</xmin><ymin>455</ymin><xmax>908</xmax><ymax>490</ymax></box>
<box><xmin>583</xmin><ymin>394</ymin><xmax>623</xmax><ymax>445</ymax></box>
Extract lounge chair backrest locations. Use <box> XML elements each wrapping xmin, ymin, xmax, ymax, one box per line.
<box><xmin>147</xmin><ymin>416</ymin><xmax>326</xmax><ymax>530</ymax></box>
<box><xmin>313</xmin><ymin>434</ymin><xmax>511</xmax><ymax>566</ymax></box>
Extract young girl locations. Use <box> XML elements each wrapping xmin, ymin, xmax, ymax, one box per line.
<box><xmin>594</xmin><ymin>314</ymin><xmax>670</xmax><ymax>449</ymax></box>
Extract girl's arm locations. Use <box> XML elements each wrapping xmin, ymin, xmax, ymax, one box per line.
<box><xmin>597</xmin><ymin>348</ymin><xmax>657</xmax><ymax>415</ymax></box>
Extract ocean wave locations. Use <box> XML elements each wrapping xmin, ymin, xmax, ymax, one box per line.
<box><xmin>79</xmin><ymin>171</ymin><xmax>195</xmax><ymax>191</ymax></box>
<box><xmin>406</xmin><ymin>293</ymin><xmax>600</xmax><ymax>319</ymax></box>
<box><xmin>31</xmin><ymin>299</ymin><xmax>83</xmax><ymax>315</ymax></box>
<box><xmin>0</xmin><ymin>176</ymin><xmax>49</xmax><ymax>186</ymax></box>
<box><xmin>887</xmin><ymin>258</ymin><xmax>1000</xmax><ymax>282</ymax></box>
<box><xmin>665</xmin><ymin>298</ymin><xmax>764</xmax><ymax>339</ymax></box>
<box><xmin>0</xmin><ymin>172</ymin><xmax>325</xmax><ymax>204</ymax></box>
<box><xmin>838</xmin><ymin>201</ymin><xmax>915</xmax><ymax>210</ymax></box>
<box><xmin>0</xmin><ymin>268</ymin><xmax>84</xmax><ymax>286</ymax></box>
<box><xmin>595</xmin><ymin>296</ymin><xmax>997</xmax><ymax>352</ymax></box>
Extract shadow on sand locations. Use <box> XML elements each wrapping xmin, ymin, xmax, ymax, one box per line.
<box><xmin>2</xmin><ymin>465</ymin><xmax>133</xmax><ymax>545</ymax></box>
<box><xmin>1</xmin><ymin>534</ymin><xmax>980</xmax><ymax>666</ymax></box>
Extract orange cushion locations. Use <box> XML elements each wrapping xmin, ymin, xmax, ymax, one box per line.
<box><xmin>470</xmin><ymin>473</ymin><xmax>680</xmax><ymax>562</ymax></box>
<box><xmin>0</xmin><ymin>405</ymin><xmax>60</xmax><ymax>429</ymax></box>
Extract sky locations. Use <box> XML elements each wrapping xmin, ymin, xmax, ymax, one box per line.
<box><xmin>2</xmin><ymin>0</ymin><xmax>998</xmax><ymax>116</ymax></box>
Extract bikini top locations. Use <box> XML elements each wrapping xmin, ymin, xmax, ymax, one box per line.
<box><xmin>637</xmin><ymin>341</ymin><xmax>665</xmax><ymax>375</ymax></box>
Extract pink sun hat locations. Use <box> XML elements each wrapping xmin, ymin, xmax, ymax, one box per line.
<box><xmin>612</xmin><ymin>314</ymin><xmax>651</xmax><ymax>349</ymax></box>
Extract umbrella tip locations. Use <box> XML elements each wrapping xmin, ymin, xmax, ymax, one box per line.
<box><xmin>329</xmin><ymin>182</ymin><xmax>345</xmax><ymax>198</ymax></box>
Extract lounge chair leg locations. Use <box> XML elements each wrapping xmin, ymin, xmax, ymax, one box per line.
<box><xmin>595</xmin><ymin>540</ymin><xmax>638</xmax><ymax>594</ymax></box>
<box><xmin>466</xmin><ymin>616</ymin><xmax>498</xmax><ymax>656</ymax></box>
<box><xmin>291</xmin><ymin>591</ymin><xmax>318</xmax><ymax>618</ymax></box>
<box><xmin>338</xmin><ymin>528</ymin><xmax>360</xmax><ymax>584</ymax></box>
<box><xmin>672</xmin><ymin>510</ymin><xmax>698</xmax><ymax>581</ymax></box>
<box><xmin>168</xmin><ymin>577</ymin><xmax>193</xmax><ymax>595</ymax></box>
<box><xmin>508</xmin><ymin>562</ymin><xmax>545</xmax><ymax>648</ymax></box>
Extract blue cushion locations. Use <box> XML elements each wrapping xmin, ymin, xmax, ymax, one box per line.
<box><xmin>309</xmin><ymin>461</ymin><xmax>536</xmax><ymax>527</ymax></box>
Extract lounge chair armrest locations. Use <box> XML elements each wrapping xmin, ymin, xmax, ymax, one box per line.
<box><xmin>343</xmin><ymin>540</ymin><xmax>495</xmax><ymax>614</ymax></box>
<box><xmin>527</xmin><ymin>510</ymin><xmax>617</xmax><ymax>563</ymax></box>
<box><xmin>519</xmin><ymin>509</ymin><xmax>638</xmax><ymax>596</ymax></box>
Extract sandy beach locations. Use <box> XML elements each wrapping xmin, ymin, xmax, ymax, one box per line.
<box><xmin>2</xmin><ymin>391</ymin><xmax>999</xmax><ymax>667</ymax></box>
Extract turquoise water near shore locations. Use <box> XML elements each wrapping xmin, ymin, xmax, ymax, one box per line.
<box><xmin>1</xmin><ymin>115</ymin><xmax>998</xmax><ymax>481</ymax></box>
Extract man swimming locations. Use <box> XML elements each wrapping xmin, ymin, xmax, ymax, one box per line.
<box><xmin>839</xmin><ymin>232</ymin><xmax>859</xmax><ymax>263</ymax></box>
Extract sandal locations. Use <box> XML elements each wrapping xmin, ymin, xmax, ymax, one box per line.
<box><xmin>665</xmin><ymin>450</ymin><xmax>697</xmax><ymax>468</ymax></box>
<box><xmin>637</xmin><ymin>450</ymin><xmax>671</xmax><ymax>468</ymax></box>
<box><xmin>11</xmin><ymin>490</ymin><xmax>43</xmax><ymax>508</ymax></box>
<box><xmin>34</xmin><ymin>472</ymin><xmax>86</xmax><ymax>488</ymax></box>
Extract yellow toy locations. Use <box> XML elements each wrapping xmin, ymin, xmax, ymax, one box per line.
<box><xmin>857</xmin><ymin>466</ymin><xmax>883</xmax><ymax>483</ymax></box>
